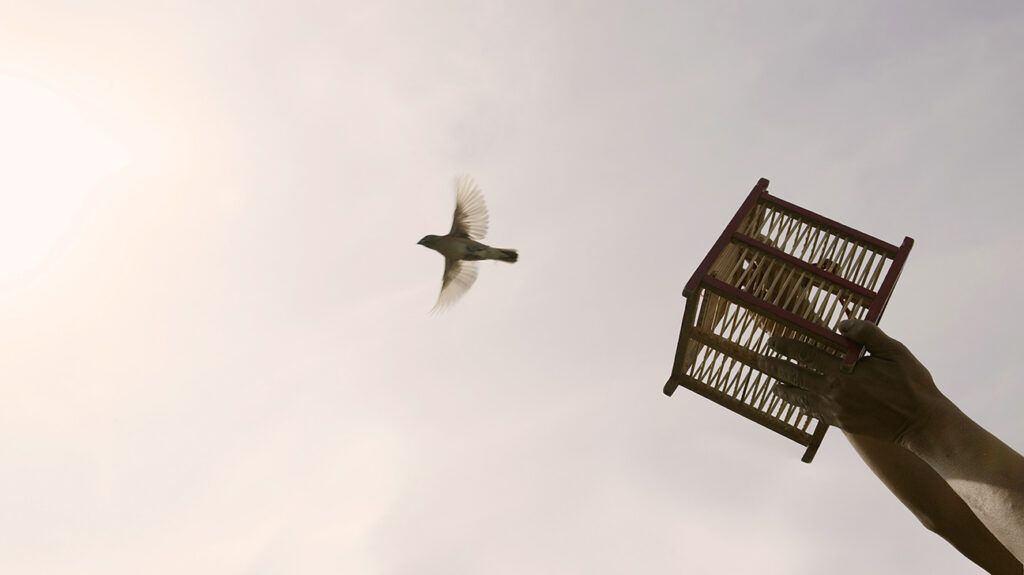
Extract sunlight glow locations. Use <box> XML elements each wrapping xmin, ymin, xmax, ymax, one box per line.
<box><xmin>0</xmin><ymin>74</ymin><xmax>129</xmax><ymax>287</ymax></box>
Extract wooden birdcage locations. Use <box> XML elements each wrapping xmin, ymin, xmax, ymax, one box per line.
<box><xmin>664</xmin><ymin>178</ymin><xmax>913</xmax><ymax>463</ymax></box>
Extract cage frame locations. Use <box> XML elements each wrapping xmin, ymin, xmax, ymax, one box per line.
<box><xmin>663</xmin><ymin>178</ymin><xmax>914</xmax><ymax>463</ymax></box>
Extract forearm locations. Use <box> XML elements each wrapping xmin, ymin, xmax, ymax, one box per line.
<box><xmin>845</xmin><ymin>432</ymin><xmax>1021</xmax><ymax>573</ymax></box>
<box><xmin>903</xmin><ymin>396</ymin><xmax>1024</xmax><ymax>562</ymax></box>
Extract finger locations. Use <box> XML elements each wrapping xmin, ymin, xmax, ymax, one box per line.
<box><xmin>838</xmin><ymin>319</ymin><xmax>906</xmax><ymax>360</ymax></box>
<box><xmin>756</xmin><ymin>354</ymin><xmax>830</xmax><ymax>394</ymax></box>
<box><xmin>767</xmin><ymin>337</ymin><xmax>839</xmax><ymax>373</ymax></box>
<box><xmin>772</xmin><ymin>384</ymin><xmax>834</xmax><ymax>423</ymax></box>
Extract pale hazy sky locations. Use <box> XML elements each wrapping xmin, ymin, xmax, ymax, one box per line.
<box><xmin>1</xmin><ymin>1</ymin><xmax>1022</xmax><ymax>573</ymax></box>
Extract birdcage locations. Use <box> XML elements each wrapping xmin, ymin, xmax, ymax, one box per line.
<box><xmin>664</xmin><ymin>178</ymin><xmax>913</xmax><ymax>463</ymax></box>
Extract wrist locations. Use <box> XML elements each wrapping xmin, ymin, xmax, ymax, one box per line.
<box><xmin>897</xmin><ymin>393</ymin><xmax>959</xmax><ymax>455</ymax></box>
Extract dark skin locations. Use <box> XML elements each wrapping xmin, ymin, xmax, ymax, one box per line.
<box><xmin>843</xmin><ymin>434</ymin><xmax>1020</xmax><ymax>574</ymax></box>
<box><xmin>758</xmin><ymin>320</ymin><xmax>1024</xmax><ymax>571</ymax></box>
<box><xmin>758</xmin><ymin>321</ymin><xmax>941</xmax><ymax>445</ymax></box>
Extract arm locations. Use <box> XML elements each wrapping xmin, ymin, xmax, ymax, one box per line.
<box><xmin>759</xmin><ymin>319</ymin><xmax>1024</xmax><ymax>564</ymax></box>
<box><xmin>900</xmin><ymin>395</ymin><xmax>1024</xmax><ymax>563</ymax></box>
<box><xmin>845</xmin><ymin>431</ymin><xmax>1021</xmax><ymax>573</ymax></box>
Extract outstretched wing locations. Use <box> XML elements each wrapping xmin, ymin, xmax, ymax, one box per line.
<box><xmin>433</xmin><ymin>257</ymin><xmax>478</xmax><ymax>312</ymax></box>
<box><xmin>449</xmin><ymin>175</ymin><xmax>489</xmax><ymax>240</ymax></box>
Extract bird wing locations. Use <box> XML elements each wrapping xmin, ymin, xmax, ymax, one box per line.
<box><xmin>448</xmin><ymin>175</ymin><xmax>489</xmax><ymax>240</ymax></box>
<box><xmin>433</xmin><ymin>257</ymin><xmax>478</xmax><ymax>312</ymax></box>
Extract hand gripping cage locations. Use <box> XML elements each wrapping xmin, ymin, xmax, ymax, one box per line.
<box><xmin>663</xmin><ymin>178</ymin><xmax>913</xmax><ymax>463</ymax></box>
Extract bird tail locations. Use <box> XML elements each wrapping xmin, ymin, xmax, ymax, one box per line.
<box><xmin>489</xmin><ymin>248</ymin><xmax>518</xmax><ymax>263</ymax></box>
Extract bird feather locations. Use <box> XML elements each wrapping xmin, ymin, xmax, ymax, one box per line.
<box><xmin>432</xmin><ymin>257</ymin><xmax>479</xmax><ymax>313</ymax></box>
<box><xmin>449</xmin><ymin>175</ymin><xmax>489</xmax><ymax>241</ymax></box>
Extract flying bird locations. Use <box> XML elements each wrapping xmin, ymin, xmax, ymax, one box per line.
<box><xmin>418</xmin><ymin>175</ymin><xmax>518</xmax><ymax>311</ymax></box>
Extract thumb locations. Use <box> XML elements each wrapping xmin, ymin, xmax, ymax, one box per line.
<box><xmin>839</xmin><ymin>319</ymin><xmax>906</xmax><ymax>360</ymax></box>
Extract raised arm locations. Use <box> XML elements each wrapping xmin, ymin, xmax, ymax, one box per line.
<box><xmin>898</xmin><ymin>393</ymin><xmax>1024</xmax><ymax>563</ymax></box>
<box><xmin>845</xmin><ymin>431</ymin><xmax>1020</xmax><ymax>573</ymax></box>
<box><xmin>759</xmin><ymin>319</ymin><xmax>1024</xmax><ymax>565</ymax></box>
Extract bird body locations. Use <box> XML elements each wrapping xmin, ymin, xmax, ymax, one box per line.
<box><xmin>418</xmin><ymin>176</ymin><xmax>518</xmax><ymax>311</ymax></box>
<box><xmin>421</xmin><ymin>235</ymin><xmax>518</xmax><ymax>262</ymax></box>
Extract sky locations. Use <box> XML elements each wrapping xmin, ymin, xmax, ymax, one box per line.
<box><xmin>1</xmin><ymin>1</ymin><xmax>1022</xmax><ymax>573</ymax></box>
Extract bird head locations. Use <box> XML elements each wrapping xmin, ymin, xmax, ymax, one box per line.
<box><xmin>417</xmin><ymin>234</ymin><xmax>439</xmax><ymax>248</ymax></box>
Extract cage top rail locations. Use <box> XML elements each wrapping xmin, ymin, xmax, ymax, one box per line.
<box><xmin>760</xmin><ymin>193</ymin><xmax>900</xmax><ymax>257</ymax></box>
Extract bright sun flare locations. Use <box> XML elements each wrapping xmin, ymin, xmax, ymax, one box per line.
<box><xmin>0</xmin><ymin>75</ymin><xmax>129</xmax><ymax>287</ymax></box>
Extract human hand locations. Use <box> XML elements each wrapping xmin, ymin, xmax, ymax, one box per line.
<box><xmin>758</xmin><ymin>319</ymin><xmax>952</xmax><ymax>447</ymax></box>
